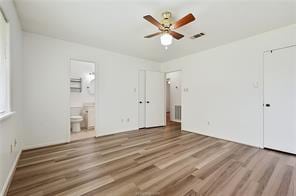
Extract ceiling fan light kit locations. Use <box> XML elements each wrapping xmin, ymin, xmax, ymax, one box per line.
<box><xmin>160</xmin><ymin>33</ymin><xmax>173</xmax><ymax>49</ymax></box>
<box><xmin>143</xmin><ymin>11</ymin><xmax>203</xmax><ymax>49</ymax></box>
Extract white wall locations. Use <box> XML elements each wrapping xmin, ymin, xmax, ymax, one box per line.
<box><xmin>166</xmin><ymin>71</ymin><xmax>181</xmax><ymax>122</ymax></box>
<box><xmin>162</xmin><ymin>24</ymin><xmax>296</xmax><ymax>147</ymax></box>
<box><xmin>23</xmin><ymin>32</ymin><xmax>160</xmax><ymax>149</ymax></box>
<box><xmin>70</xmin><ymin>60</ymin><xmax>95</xmax><ymax>108</ymax></box>
<box><xmin>0</xmin><ymin>0</ymin><xmax>23</xmax><ymax>194</ymax></box>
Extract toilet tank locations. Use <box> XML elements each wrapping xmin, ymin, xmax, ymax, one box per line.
<box><xmin>70</xmin><ymin>107</ymin><xmax>82</xmax><ymax>116</ymax></box>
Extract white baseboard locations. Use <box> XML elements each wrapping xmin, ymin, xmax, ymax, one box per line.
<box><xmin>183</xmin><ymin>128</ymin><xmax>262</xmax><ymax>149</ymax></box>
<box><xmin>1</xmin><ymin>149</ymin><xmax>22</xmax><ymax>196</ymax></box>
<box><xmin>171</xmin><ymin>119</ymin><xmax>181</xmax><ymax>123</ymax></box>
<box><xmin>23</xmin><ymin>140</ymin><xmax>68</xmax><ymax>151</ymax></box>
<box><xmin>96</xmin><ymin>127</ymin><xmax>139</xmax><ymax>137</ymax></box>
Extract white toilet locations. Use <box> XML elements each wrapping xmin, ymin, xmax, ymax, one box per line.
<box><xmin>71</xmin><ymin>116</ymin><xmax>83</xmax><ymax>132</ymax></box>
<box><xmin>70</xmin><ymin>107</ymin><xmax>83</xmax><ymax>132</ymax></box>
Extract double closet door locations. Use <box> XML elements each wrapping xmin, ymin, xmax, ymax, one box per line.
<box><xmin>264</xmin><ymin>45</ymin><xmax>296</xmax><ymax>154</ymax></box>
<box><xmin>138</xmin><ymin>70</ymin><xmax>165</xmax><ymax>128</ymax></box>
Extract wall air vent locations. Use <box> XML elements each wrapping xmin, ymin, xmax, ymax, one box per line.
<box><xmin>175</xmin><ymin>105</ymin><xmax>181</xmax><ymax>121</ymax></box>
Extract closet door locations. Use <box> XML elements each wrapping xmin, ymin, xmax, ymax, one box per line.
<box><xmin>145</xmin><ymin>71</ymin><xmax>165</xmax><ymax>127</ymax></box>
<box><xmin>264</xmin><ymin>46</ymin><xmax>296</xmax><ymax>154</ymax></box>
<box><xmin>138</xmin><ymin>70</ymin><xmax>146</xmax><ymax>128</ymax></box>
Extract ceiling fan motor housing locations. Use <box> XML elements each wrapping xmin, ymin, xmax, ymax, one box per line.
<box><xmin>161</xmin><ymin>11</ymin><xmax>173</xmax><ymax>30</ymax></box>
<box><xmin>162</xmin><ymin>11</ymin><xmax>171</xmax><ymax>19</ymax></box>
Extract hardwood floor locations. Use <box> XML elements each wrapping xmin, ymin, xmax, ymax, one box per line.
<box><xmin>8</xmin><ymin>123</ymin><xmax>296</xmax><ymax>196</ymax></box>
<box><xmin>71</xmin><ymin>128</ymin><xmax>96</xmax><ymax>141</ymax></box>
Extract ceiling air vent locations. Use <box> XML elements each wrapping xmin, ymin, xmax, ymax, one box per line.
<box><xmin>190</xmin><ymin>32</ymin><xmax>205</xmax><ymax>39</ymax></box>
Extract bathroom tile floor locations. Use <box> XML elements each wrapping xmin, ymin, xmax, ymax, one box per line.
<box><xmin>71</xmin><ymin>128</ymin><xmax>96</xmax><ymax>141</ymax></box>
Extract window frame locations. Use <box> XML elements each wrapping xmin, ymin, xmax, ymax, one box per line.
<box><xmin>0</xmin><ymin>7</ymin><xmax>11</xmax><ymax>118</ymax></box>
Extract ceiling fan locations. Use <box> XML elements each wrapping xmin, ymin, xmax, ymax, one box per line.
<box><xmin>143</xmin><ymin>11</ymin><xmax>197</xmax><ymax>49</ymax></box>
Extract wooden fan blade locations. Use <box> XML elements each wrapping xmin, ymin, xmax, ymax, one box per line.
<box><xmin>143</xmin><ymin>15</ymin><xmax>162</xmax><ymax>29</ymax></box>
<box><xmin>174</xmin><ymin>13</ymin><xmax>196</xmax><ymax>29</ymax></box>
<box><xmin>144</xmin><ymin>32</ymin><xmax>162</xmax><ymax>38</ymax></box>
<box><xmin>169</xmin><ymin>31</ymin><xmax>184</xmax><ymax>40</ymax></box>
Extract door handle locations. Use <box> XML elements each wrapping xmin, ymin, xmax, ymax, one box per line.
<box><xmin>139</xmin><ymin>101</ymin><xmax>143</xmax><ymax>104</ymax></box>
<box><xmin>265</xmin><ymin>104</ymin><xmax>271</xmax><ymax>107</ymax></box>
<box><xmin>146</xmin><ymin>101</ymin><xmax>150</xmax><ymax>104</ymax></box>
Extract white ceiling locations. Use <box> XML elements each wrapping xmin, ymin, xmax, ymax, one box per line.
<box><xmin>14</xmin><ymin>0</ymin><xmax>296</xmax><ymax>62</ymax></box>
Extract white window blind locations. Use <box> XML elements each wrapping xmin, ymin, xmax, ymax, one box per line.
<box><xmin>0</xmin><ymin>9</ymin><xmax>9</xmax><ymax>115</ymax></box>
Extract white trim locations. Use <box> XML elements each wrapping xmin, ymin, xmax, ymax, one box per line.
<box><xmin>23</xmin><ymin>140</ymin><xmax>68</xmax><ymax>151</ymax></box>
<box><xmin>262</xmin><ymin>44</ymin><xmax>296</xmax><ymax>151</ymax></box>
<box><xmin>0</xmin><ymin>111</ymin><xmax>15</xmax><ymax>121</ymax></box>
<box><xmin>68</xmin><ymin>59</ymin><xmax>98</xmax><ymax>142</ymax></box>
<box><xmin>0</xmin><ymin>7</ymin><xmax>8</xmax><ymax>23</ymax></box>
<box><xmin>0</xmin><ymin>14</ymin><xmax>10</xmax><ymax>117</ymax></box>
<box><xmin>165</xmin><ymin>70</ymin><xmax>183</xmax><ymax>127</ymax></box>
<box><xmin>264</xmin><ymin>44</ymin><xmax>296</xmax><ymax>53</ymax></box>
<box><xmin>96</xmin><ymin>127</ymin><xmax>139</xmax><ymax>137</ymax></box>
<box><xmin>262</xmin><ymin>51</ymin><xmax>266</xmax><ymax>149</ymax></box>
<box><xmin>0</xmin><ymin>149</ymin><xmax>22</xmax><ymax>196</ymax></box>
<box><xmin>183</xmin><ymin>128</ymin><xmax>263</xmax><ymax>149</ymax></box>
<box><xmin>171</xmin><ymin>120</ymin><xmax>181</xmax><ymax>123</ymax></box>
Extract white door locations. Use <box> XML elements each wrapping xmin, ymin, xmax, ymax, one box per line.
<box><xmin>138</xmin><ymin>70</ymin><xmax>146</xmax><ymax>128</ymax></box>
<box><xmin>264</xmin><ymin>46</ymin><xmax>296</xmax><ymax>154</ymax></box>
<box><xmin>145</xmin><ymin>71</ymin><xmax>165</xmax><ymax>127</ymax></box>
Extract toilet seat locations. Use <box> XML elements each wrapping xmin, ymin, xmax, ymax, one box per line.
<box><xmin>71</xmin><ymin>116</ymin><xmax>83</xmax><ymax>122</ymax></box>
<box><xmin>71</xmin><ymin>115</ymin><xmax>83</xmax><ymax>120</ymax></box>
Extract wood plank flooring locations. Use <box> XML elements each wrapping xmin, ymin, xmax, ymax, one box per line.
<box><xmin>7</xmin><ymin>123</ymin><xmax>296</xmax><ymax>196</ymax></box>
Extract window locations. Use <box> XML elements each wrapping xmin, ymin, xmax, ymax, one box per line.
<box><xmin>0</xmin><ymin>8</ymin><xmax>10</xmax><ymax>116</ymax></box>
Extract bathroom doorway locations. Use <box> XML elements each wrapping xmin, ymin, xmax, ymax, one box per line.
<box><xmin>69</xmin><ymin>59</ymin><xmax>96</xmax><ymax>141</ymax></box>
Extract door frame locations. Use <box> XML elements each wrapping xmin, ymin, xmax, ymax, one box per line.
<box><xmin>165</xmin><ymin>70</ymin><xmax>183</xmax><ymax>126</ymax></box>
<box><xmin>262</xmin><ymin>44</ymin><xmax>296</xmax><ymax>149</ymax></box>
<box><xmin>67</xmin><ymin>58</ymin><xmax>99</xmax><ymax>142</ymax></box>
<box><xmin>138</xmin><ymin>69</ymin><xmax>146</xmax><ymax>129</ymax></box>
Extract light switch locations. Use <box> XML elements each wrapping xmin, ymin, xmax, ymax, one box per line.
<box><xmin>253</xmin><ymin>82</ymin><xmax>259</xmax><ymax>88</ymax></box>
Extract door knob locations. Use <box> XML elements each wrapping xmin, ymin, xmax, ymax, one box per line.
<box><xmin>265</xmin><ymin>104</ymin><xmax>271</xmax><ymax>107</ymax></box>
<box><xmin>146</xmin><ymin>101</ymin><xmax>150</xmax><ymax>104</ymax></box>
<box><xmin>139</xmin><ymin>101</ymin><xmax>143</xmax><ymax>104</ymax></box>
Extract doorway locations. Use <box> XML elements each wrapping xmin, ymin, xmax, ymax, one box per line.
<box><xmin>263</xmin><ymin>45</ymin><xmax>296</xmax><ymax>154</ymax></box>
<box><xmin>166</xmin><ymin>71</ymin><xmax>182</xmax><ymax>126</ymax></box>
<box><xmin>69</xmin><ymin>59</ymin><xmax>96</xmax><ymax>141</ymax></box>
